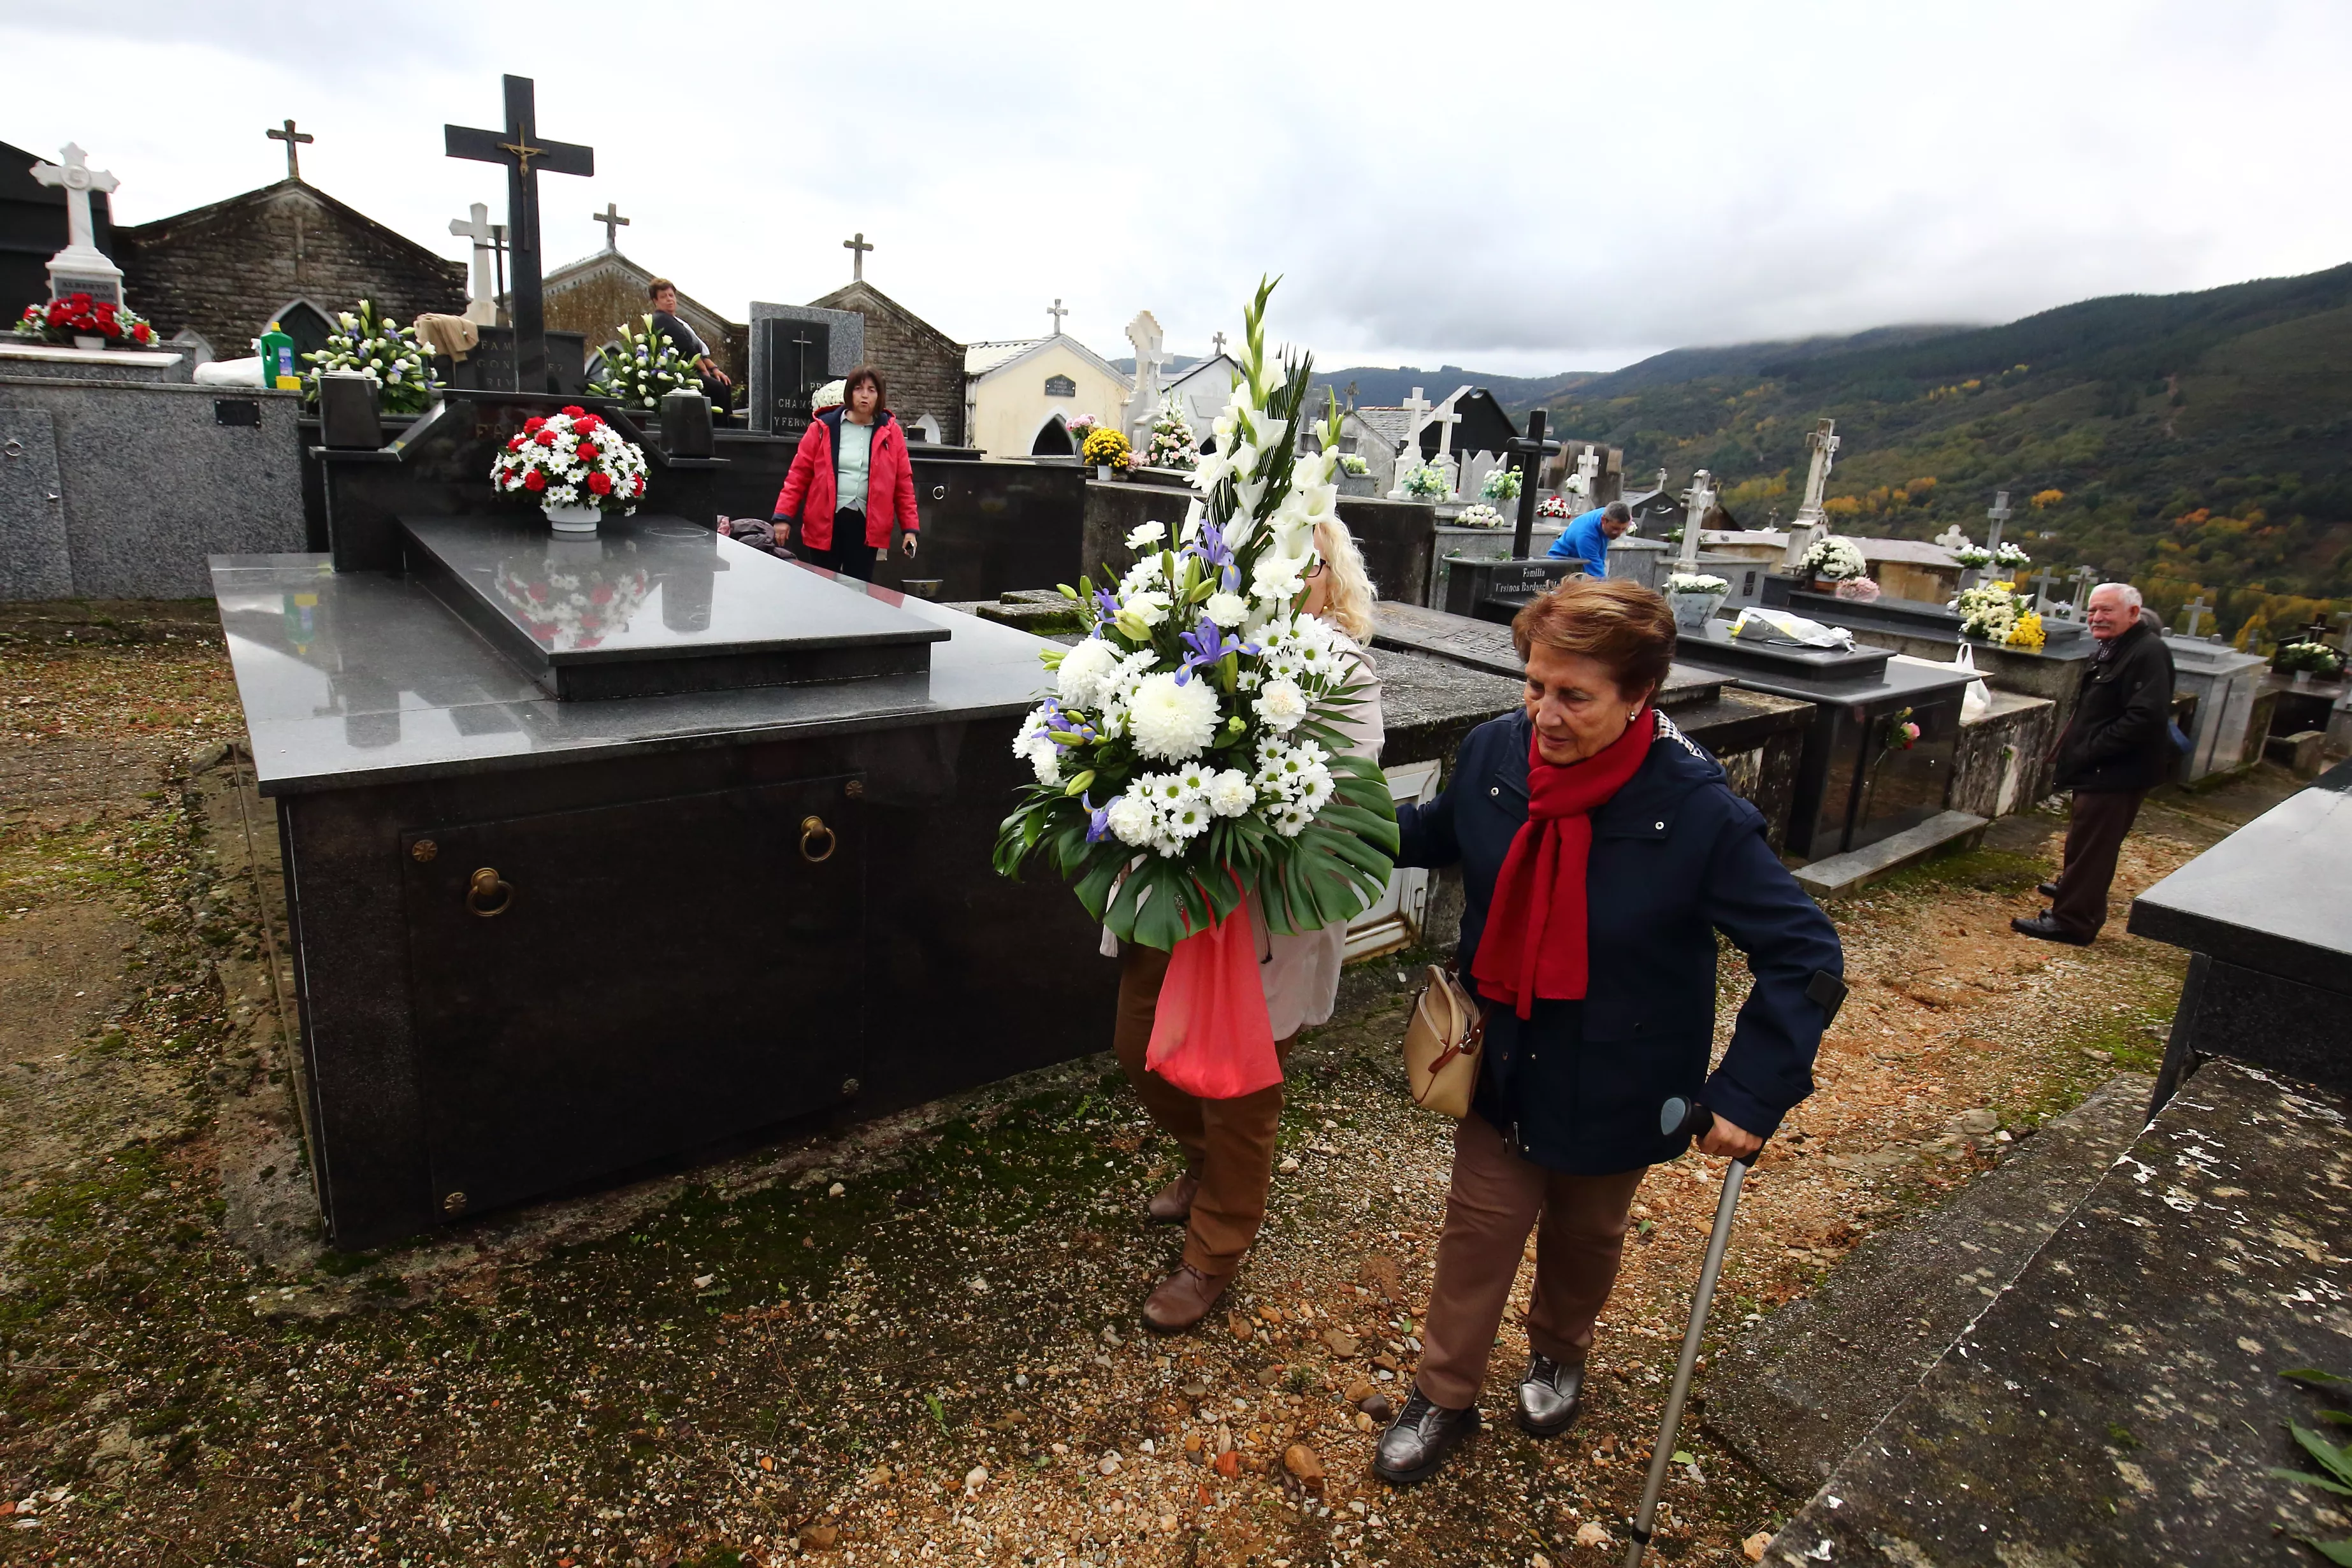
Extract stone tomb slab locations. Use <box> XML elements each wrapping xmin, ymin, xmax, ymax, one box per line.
<box><xmin>400</xmin><ymin>513</ymin><xmax>945</xmax><ymax>700</ymax></box>
<box><xmin>1771</xmin><ymin>1060</ymin><xmax>2352</xmax><ymax>1567</ymax></box>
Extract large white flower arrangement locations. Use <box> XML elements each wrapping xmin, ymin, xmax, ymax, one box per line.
<box><xmin>993</xmin><ymin>281</ymin><xmax>1399</xmax><ymax>950</ymax></box>
<box><xmin>1399</xmin><ymin>462</ymin><xmax>1450</xmax><ymax>500</ymax></box>
<box><xmin>489</xmin><ymin>406</ymin><xmax>649</xmax><ymax>514</ymax></box>
<box><xmin>1666</xmin><ymin>572</ymin><xmax>1729</xmax><ymax>595</ymax></box>
<box><xmin>304</xmin><ymin>299</ymin><xmax>436</xmax><ymax>414</ymax></box>
<box><xmin>1144</xmin><ymin>392</ymin><xmax>1197</xmax><ymax>470</ymax></box>
<box><xmin>1454</xmin><ymin>503</ymin><xmax>1508</xmax><ymax>529</ymax></box>
<box><xmin>588</xmin><ymin>314</ymin><xmax>705</xmax><ymax>410</ymax></box>
<box><xmin>1952</xmin><ymin>581</ymin><xmax>2022</xmax><ymax>642</ymax></box>
<box><xmin>1949</xmin><ymin>540</ymin><xmax>1995</xmax><ymax>568</ymax></box>
<box><xmin>1798</xmin><ymin>534</ymin><xmax>1868</xmax><ymax>581</ymax></box>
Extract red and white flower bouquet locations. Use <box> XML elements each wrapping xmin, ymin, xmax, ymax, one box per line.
<box><xmin>14</xmin><ymin>292</ymin><xmax>155</xmax><ymax>349</ymax></box>
<box><xmin>489</xmin><ymin>405</ymin><xmax>649</xmax><ymax>535</ymax></box>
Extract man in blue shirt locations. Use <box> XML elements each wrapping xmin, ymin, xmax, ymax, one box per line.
<box><xmin>1545</xmin><ymin>501</ymin><xmax>1633</xmax><ymax>577</ymax></box>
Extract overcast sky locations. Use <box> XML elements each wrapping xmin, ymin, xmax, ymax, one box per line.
<box><xmin>6</xmin><ymin>1</ymin><xmax>2348</xmax><ymax>376</ymax></box>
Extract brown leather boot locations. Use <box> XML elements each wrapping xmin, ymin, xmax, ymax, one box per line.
<box><xmin>1141</xmin><ymin>1263</ymin><xmax>1233</xmax><ymax>1334</ymax></box>
<box><xmin>1146</xmin><ymin>1170</ymin><xmax>1200</xmax><ymax>1223</ymax></box>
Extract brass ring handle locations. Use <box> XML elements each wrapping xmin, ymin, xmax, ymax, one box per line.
<box><xmin>466</xmin><ymin>867</ymin><xmax>514</xmax><ymax>918</ymax></box>
<box><xmin>799</xmin><ymin>815</ymin><xmax>837</xmax><ymax>864</ymax></box>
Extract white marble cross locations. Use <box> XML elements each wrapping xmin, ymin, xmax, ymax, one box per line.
<box><xmin>2179</xmin><ymin>596</ymin><xmax>2211</xmax><ymax>638</ymax></box>
<box><xmin>1573</xmin><ymin>447</ymin><xmax>1599</xmax><ymax>498</ymax></box>
<box><xmin>1387</xmin><ymin>387</ymin><xmax>1433</xmax><ymax>498</ymax></box>
<box><xmin>1682</xmin><ymin>469</ymin><xmax>1716</xmax><ymax>570</ymax></box>
<box><xmin>30</xmin><ymin>143</ymin><xmax>124</xmax><ymax>303</ymax></box>
<box><xmin>1985</xmin><ymin>491</ymin><xmax>2012</xmax><ymax>555</ymax></box>
<box><xmin>1795</xmin><ymin>419</ymin><xmax>1839</xmax><ymax>523</ymax></box>
<box><xmin>449</xmin><ymin>202</ymin><xmax>498</xmax><ymax>325</ymax></box>
<box><xmin>1047</xmin><ymin>298</ymin><xmax>1067</xmax><ymax>335</ymax></box>
<box><xmin>1430</xmin><ymin>386</ymin><xmax>1468</xmax><ymax>466</ymax></box>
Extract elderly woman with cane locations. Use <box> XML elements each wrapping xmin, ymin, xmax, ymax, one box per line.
<box><xmin>1373</xmin><ymin>576</ymin><xmax>1844</xmax><ymax>1486</ymax></box>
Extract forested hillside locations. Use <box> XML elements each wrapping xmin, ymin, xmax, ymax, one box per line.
<box><xmin>1529</xmin><ymin>266</ymin><xmax>2352</xmax><ymax>645</ymax></box>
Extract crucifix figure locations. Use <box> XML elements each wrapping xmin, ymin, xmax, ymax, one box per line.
<box><xmin>1681</xmin><ymin>470</ymin><xmax>1717</xmax><ymax>572</ymax></box>
<box><xmin>29</xmin><ymin>143</ymin><xmax>124</xmax><ymax>304</ymax></box>
<box><xmin>591</xmin><ymin>201</ymin><xmax>629</xmax><ymax>250</ymax></box>
<box><xmin>449</xmin><ymin>203</ymin><xmax>499</xmax><ymax>326</ymax></box>
<box><xmin>445</xmin><ymin>75</ymin><xmax>594</xmax><ymax>394</ymax></box>
<box><xmin>842</xmin><ymin>231</ymin><xmax>872</xmax><ymax>282</ymax></box>
<box><xmin>1984</xmin><ymin>490</ymin><xmax>2013</xmax><ymax>556</ymax></box>
<box><xmin>268</xmin><ymin>119</ymin><xmax>314</xmax><ymax>182</ymax></box>
<box><xmin>2178</xmin><ymin>596</ymin><xmax>2211</xmax><ymax>639</ymax></box>
<box><xmin>1047</xmin><ymin>298</ymin><xmax>1067</xmax><ymax>336</ymax></box>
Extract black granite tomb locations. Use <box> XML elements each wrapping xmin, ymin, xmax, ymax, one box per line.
<box><xmin>762</xmin><ymin>318</ymin><xmax>830</xmax><ymax>442</ymax></box>
<box><xmin>2130</xmin><ymin>756</ymin><xmax>2352</xmax><ymax>1108</ymax></box>
<box><xmin>1671</xmin><ymin>621</ymin><xmax>1974</xmax><ymax>860</ymax></box>
<box><xmin>213</xmin><ymin>522</ymin><xmax>1109</xmax><ymax>1247</ymax></box>
<box><xmin>1441</xmin><ymin>556</ymin><xmax>1582</xmax><ymax>622</ymax></box>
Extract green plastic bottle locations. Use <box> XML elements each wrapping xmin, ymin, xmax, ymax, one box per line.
<box><xmin>258</xmin><ymin>320</ymin><xmax>299</xmax><ymax>391</ymax></box>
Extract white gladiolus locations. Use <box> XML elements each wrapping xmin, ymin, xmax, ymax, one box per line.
<box><xmin>1056</xmin><ymin>637</ymin><xmax>1120</xmax><ymax>708</ymax></box>
<box><xmin>1126</xmin><ymin>672</ymin><xmax>1220</xmax><ymax>761</ymax></box>
<box><xmin>1253</xmin><ymin>677</ymin><xmax>1308</xmax><ymax>731</ymax></box>
<box><xmin>1204</xmin><ymin>591</ymin><xmax>1249</xmax><ymax>628</ymax></box>
<box><xmin>1127</xmin><ymin>520</ymin><xmax>1167</xmax><ymax>549</ymax></box>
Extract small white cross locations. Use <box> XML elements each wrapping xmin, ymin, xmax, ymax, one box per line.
<box><xmin>843</xmin><ymin>231</ymin><xmax>873</xmax><ymax>282</ymax></box>
<box><xmin>1047</xmin><ymin>298</ymin><xmax>1067</xmax><ymax>334</ymax></box>
<box><xmin>31</xmin><ymin>143</ymin><xmax>117</xmax><ymax>258</ymax></box>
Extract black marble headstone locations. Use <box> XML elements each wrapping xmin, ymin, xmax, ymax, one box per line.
<box><xmin>765</xmin><ymin>319</ymin><xmax>831</xmax><ymax>442</ymax></box>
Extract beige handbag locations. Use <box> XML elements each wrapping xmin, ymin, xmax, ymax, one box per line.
<box><xmin>1402</xmin><ymin>965</ymin><xmax>1485</xmax><ymax>1117</ymax></box>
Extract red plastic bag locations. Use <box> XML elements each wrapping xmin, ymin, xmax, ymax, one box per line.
<box><xmin>1145</xmin><ymin>890</ymin><xmax>1280</xmax><ymax>1100</ymax></box>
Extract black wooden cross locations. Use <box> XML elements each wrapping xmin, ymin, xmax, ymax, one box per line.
<box><xmin>1507</xmin><ymin>409</ymin><xmax>1563</xmax><ymax>561</ymax></box>
<box><xmin>445</xmin><ymin>75</ymin><xmax>594</xmax><ymax>394</ymax></box>
<box><xmin>267</xmin><ymin>119</ymin><xmax>314</xmax><ymax>182</ymax></box>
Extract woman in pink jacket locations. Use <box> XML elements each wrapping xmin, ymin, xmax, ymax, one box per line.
<box><xmin>771</xmin><ymin>365</ymin><xmax>920</xmax><ymax>580</ymax></box>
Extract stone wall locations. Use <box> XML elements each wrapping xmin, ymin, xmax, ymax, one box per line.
<box><xmin>1949</xmin><ymin>690</ymin><xmax>2059</xmax><ymax>819</ymax></box>
<box><xmin>0</xmin><ymin>377</ymin><xmax>307</xmax><ymax>599</ymax></box>
<box><xmin>809</xmin><ymin>280</ymin><xmax>964</xmax><ymax>446</ymax></box>
<box><xmin>115</xmin><ymin>181</ymin><xmax>466</xmax><ymax>365</ymax></box>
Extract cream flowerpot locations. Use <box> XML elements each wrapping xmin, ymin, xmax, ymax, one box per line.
<box><xmin>1668</xmin><ymin>589</ymin><xmax>1728</xmax><ymax>631</ymax></box>
<box><xmin>544</xmin><ymin>502</ymin><xmax>602</xmax><ymax>536</ymax></box>
<box><xmin>72</xmin><ymin>335</ymin><xmax>105</xmax><ymax>352</ymax></box>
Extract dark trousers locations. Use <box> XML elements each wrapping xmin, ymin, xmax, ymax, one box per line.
<box><xmin>2053</xmin><ymin>788</ymin><xmax>2146</xmax><ymax>939</ymax></box>
<box><xmin>817</xmin><ymin>507</ymin><xmax>876</xmax><ymax>580</ymax></box>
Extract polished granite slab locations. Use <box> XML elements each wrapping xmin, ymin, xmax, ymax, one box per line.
<box><xmin>210</xmin><ymin>552</ymin><xmax>1051</xmax><ymax>796</ymax></box>
<box><xmin>2128</xmin><ymin>761</ymin><xmax>2352</xmax><ymax>995</ymax></box>
<box><xmin>399</xmin><ymin>513</ymin><xmax>945</xmax><ymax>700</ymax></box>
<box><xmin>1670</xmin><ymin>617</ymin><xmax>1898</xmax><ymax>684</ymax></box>
<box><xmin>1371</xmin><ymin>601</ymin><xmax>1726</xmax><ymax>708</ymax></box>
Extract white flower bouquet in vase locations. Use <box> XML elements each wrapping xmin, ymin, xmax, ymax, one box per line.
<box><xmin>1796</xmin><ymin>533</ymin><xmax>1869</xmax><ymax>591</ymax></box>
<box><xmin>1664</xmin><ymin>571</ymin><xmax>1731</xmax><ymax>631</ymax></box>
<box><xmin>489</xmin><ymin>405</ymin><xmax>649</xmax><ymax>534</ymax></box>
<box><xmin>993</xmin><ymin>280</ymin><xmax>1399</xmax><ymax>1097</ymax></box>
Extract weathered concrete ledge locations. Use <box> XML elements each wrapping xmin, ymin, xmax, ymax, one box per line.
<box><xmin>1768</xmin><ymin>1060</ymin><xmax>2352</xmax><ymax>1565</ymax></box>
<box><xmin>1793</xmin><ymin>810</ymin><xmax>1989</xmax><ymax>897</ymax></box>
<box><xmin>1706</xmin><ymin>1073</ymin><xmax>2153</xmax><ymax>1493</ymax></box>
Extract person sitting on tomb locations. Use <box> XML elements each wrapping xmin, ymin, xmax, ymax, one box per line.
<box><xmin>771</xmin><ymin>364</ymin><xmax>920</xmax><ymax>582</ymax></box>
<box><xmin>647</xmin><ymin>278</ymin><xmax>733</xmax><ymax>411</ymax></box>
<box><xmin>2012</xmin><ymin>582</ymin><xmax>2177</xmax><ymax>946</ymax></box>
<box><xmin>1109</xmin><ymin>517</ymin><xmax>1385</xmax><ymax>1334</ymax></box>
<box><xmin>1369</xmin><ymin>575</ymin><xmax>1843</xmax><ymax>1487</ymax></box>
<box><xmin>1543</xmin><ymin>501</ymin><xmax>1633</xmax><ymax>578</ymax></box>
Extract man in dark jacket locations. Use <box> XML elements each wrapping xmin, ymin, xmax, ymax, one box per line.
<box><xmin>2014</xmin><ymin>583</ymin><xmax>2175</xmax><ymax>945</ymax></box>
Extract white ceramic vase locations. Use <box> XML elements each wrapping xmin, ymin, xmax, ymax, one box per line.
<box><xmin>1668</xmin><ymin>589</ymin><xmax>1728</xmax><ymax>632</ymax></box>
<box><xmin>72</xmin><ymin>334</ymin><xmax>105</xmax><ymax>352</ymax></box>
<box><xmin>544</xmin><ymin>502</ymin><xmax>602</xmax><ymax>536</ymax></box>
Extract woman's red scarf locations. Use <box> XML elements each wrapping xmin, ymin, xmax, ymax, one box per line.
<box><xmin>1472</xmin><ymin>708</ymin><xmax>1656</xmax><ymax>1019</ymax></box>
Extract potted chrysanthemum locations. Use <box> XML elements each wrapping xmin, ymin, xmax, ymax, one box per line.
<box><xmin>489</xmin><ymin>405</ymin><xmax>649</xmax><ymax>535</ymax></box>
<box><xmin>1083</xmin><ymin>425</ymin><xmax>1133</xmax><ymax>480</ymax></box>
<box><xmin>1796</xmin><ymin>534</ymin><xmax>1870</xmax><ymax>594</ymax></box>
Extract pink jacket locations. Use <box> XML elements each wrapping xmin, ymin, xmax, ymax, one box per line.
<box><xmin>772</xmin><ymin>406</ymin><xmax>920</xmax><ymax>552</ymax></box>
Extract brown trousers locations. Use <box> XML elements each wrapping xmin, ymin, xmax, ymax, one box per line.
<box><xmin>2053</xmin><ymin>788</ymin><xmax>2146</xmax><ymax>940</ymax></box>
<box><xmin>1112</xmin><ymin>942</ymin><xmax>1293</xmax><ymax>1276</ymax></box>
<box><xmin>1413</xmin><ymin>1112</ymin><xmax>1648</xmax><ymax>1411</ymax></box>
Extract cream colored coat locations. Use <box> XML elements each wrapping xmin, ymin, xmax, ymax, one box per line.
<box><xmin>1102</xmin><ymin>639</ymin><xmax>1387</xmax><ymax>1041</ymax></box>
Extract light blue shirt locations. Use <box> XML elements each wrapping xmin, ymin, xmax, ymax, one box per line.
<box><xmin>835</xmin><ymin>417</ymin><xmax>874</xmax><ymax>512</ymax></box>
<box><xmin>1545</xmin><ymin>507</ymin><xmax>1611</xmax><ymax>577</ymax></box>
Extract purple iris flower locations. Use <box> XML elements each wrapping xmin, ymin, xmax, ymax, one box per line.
<box><xmin>1188</xmin><ymin>517</ymin><xmax>1234</xmax><ymax>572</ymax></box>
<box><xmin>1092</xmin><ymin>587</ymin><xmax>1121</xmax><ymax>624</ymax></box>
<box><xmin>1174</xmin><ymin>616</ymin><xmax>1259</xmax><ymax>685</ymax></box>
<box><xmin>1083</xmin><ymin>793</ymin><xmax>1111</xmax><ymax>843</ymax></box>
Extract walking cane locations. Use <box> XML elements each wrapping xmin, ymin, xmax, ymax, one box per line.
<box><xmin>1622</xmin><ymin>1096</ymin><xmax>1755</xmax><ymax>1568</ymax></box>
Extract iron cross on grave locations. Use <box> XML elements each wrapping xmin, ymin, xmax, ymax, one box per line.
<box><xmin>843</xmin><ymin>231</ymin><xmax>873</xmax><ymax>282</ymax></box>
<box><xmin>445</xmin><ymin>75</ymin><xmax>593</xmax><ymax>394</ymax></box>
<box><xmin>267</xmin><ymin>119</ymin><xmax>314</xmax><ymax>182</ymax></box>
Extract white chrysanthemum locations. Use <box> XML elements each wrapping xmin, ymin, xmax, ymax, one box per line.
<box><xmin>1137</xmin><ymin>771</ymin><xmax>1188</xmax><ymax>806</ymax></box>
<box><xmin>1126</xmin><ymin>520</ymin><xmax>1167</xmax><ymax>549</ymax></box>
<box><xmin>1253</xmin><ymin>677</ymin><xmax>1308</xmax><ymax>731</ymax></box>
<box><xmin>1177</xmin><ymin>762</ymin><xmax>1212</xmax><ymax>796</ymax></box>
<box><xmin>1027</xmin><ymin>745</ymin><xmax>1062</xmax><ymax>786</ymax></box>
<box><xmin>1118</xmin><ymin>555</ymin><xmax>1167</xmax><ymax>596</ymax></box>
<box><xmin>1164</xmin><ymin>795</ymin><xmax>1211</xmax><ymax>840</ymax></box>
<box><xmin>1251</xmin><ymin>556</ymin><xmax>1305</xmax><ymax>603</ymax></box>
<box><xmin>1127</xmin><ymin>672</ymin><xmax>1220</xmax><ymax>761</ymax></box>
<box><xmin>1204</xmin><ymin>591</ymin><xmax>1248</xmax><ymax>628</ymax></box>
<box><xmin>1104</xmin><ymin>793</ymin><xmax>1155</xmax><ymax>847</ymax></box>
<box><xmin>1056</xmin><ymin>637</ymin><xmax>1120</xmax><ymax>709</ymax></box>
<box><xmin>1122</xmin><ymin>589</ymin><xmax>1172</xmax><ymax>629</ymax></box>
<box><xmin>1208</xmin><ymin>769</ymin><xmax>1255</xmax><ymax>817</ymax></box>
<box><xmin>1295</xmin><ymin>768</ymin><xmax>1334</xmax><ymax>813</ymax></box>
<box><xmin>1271</xmin><ymin>801</ymin><xmax>1311</xmax><ymax>838</ymax></box>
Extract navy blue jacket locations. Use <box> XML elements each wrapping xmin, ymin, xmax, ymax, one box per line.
<box><xmin>1398</xmin><ymin>710</ymin><xmax>1842</xmax><ymax>1173</ymax></box>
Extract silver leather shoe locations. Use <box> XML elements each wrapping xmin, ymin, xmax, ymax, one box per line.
<box><xmin>1517</xmin><ymin>1353</ymin><xmax>1586</xmax><ymax>1437</ymax></box>
<box><xmin>1371</xmin><ymin>1389</ymin><xmax>1480</xmax><ymax>1486</ymax></box>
